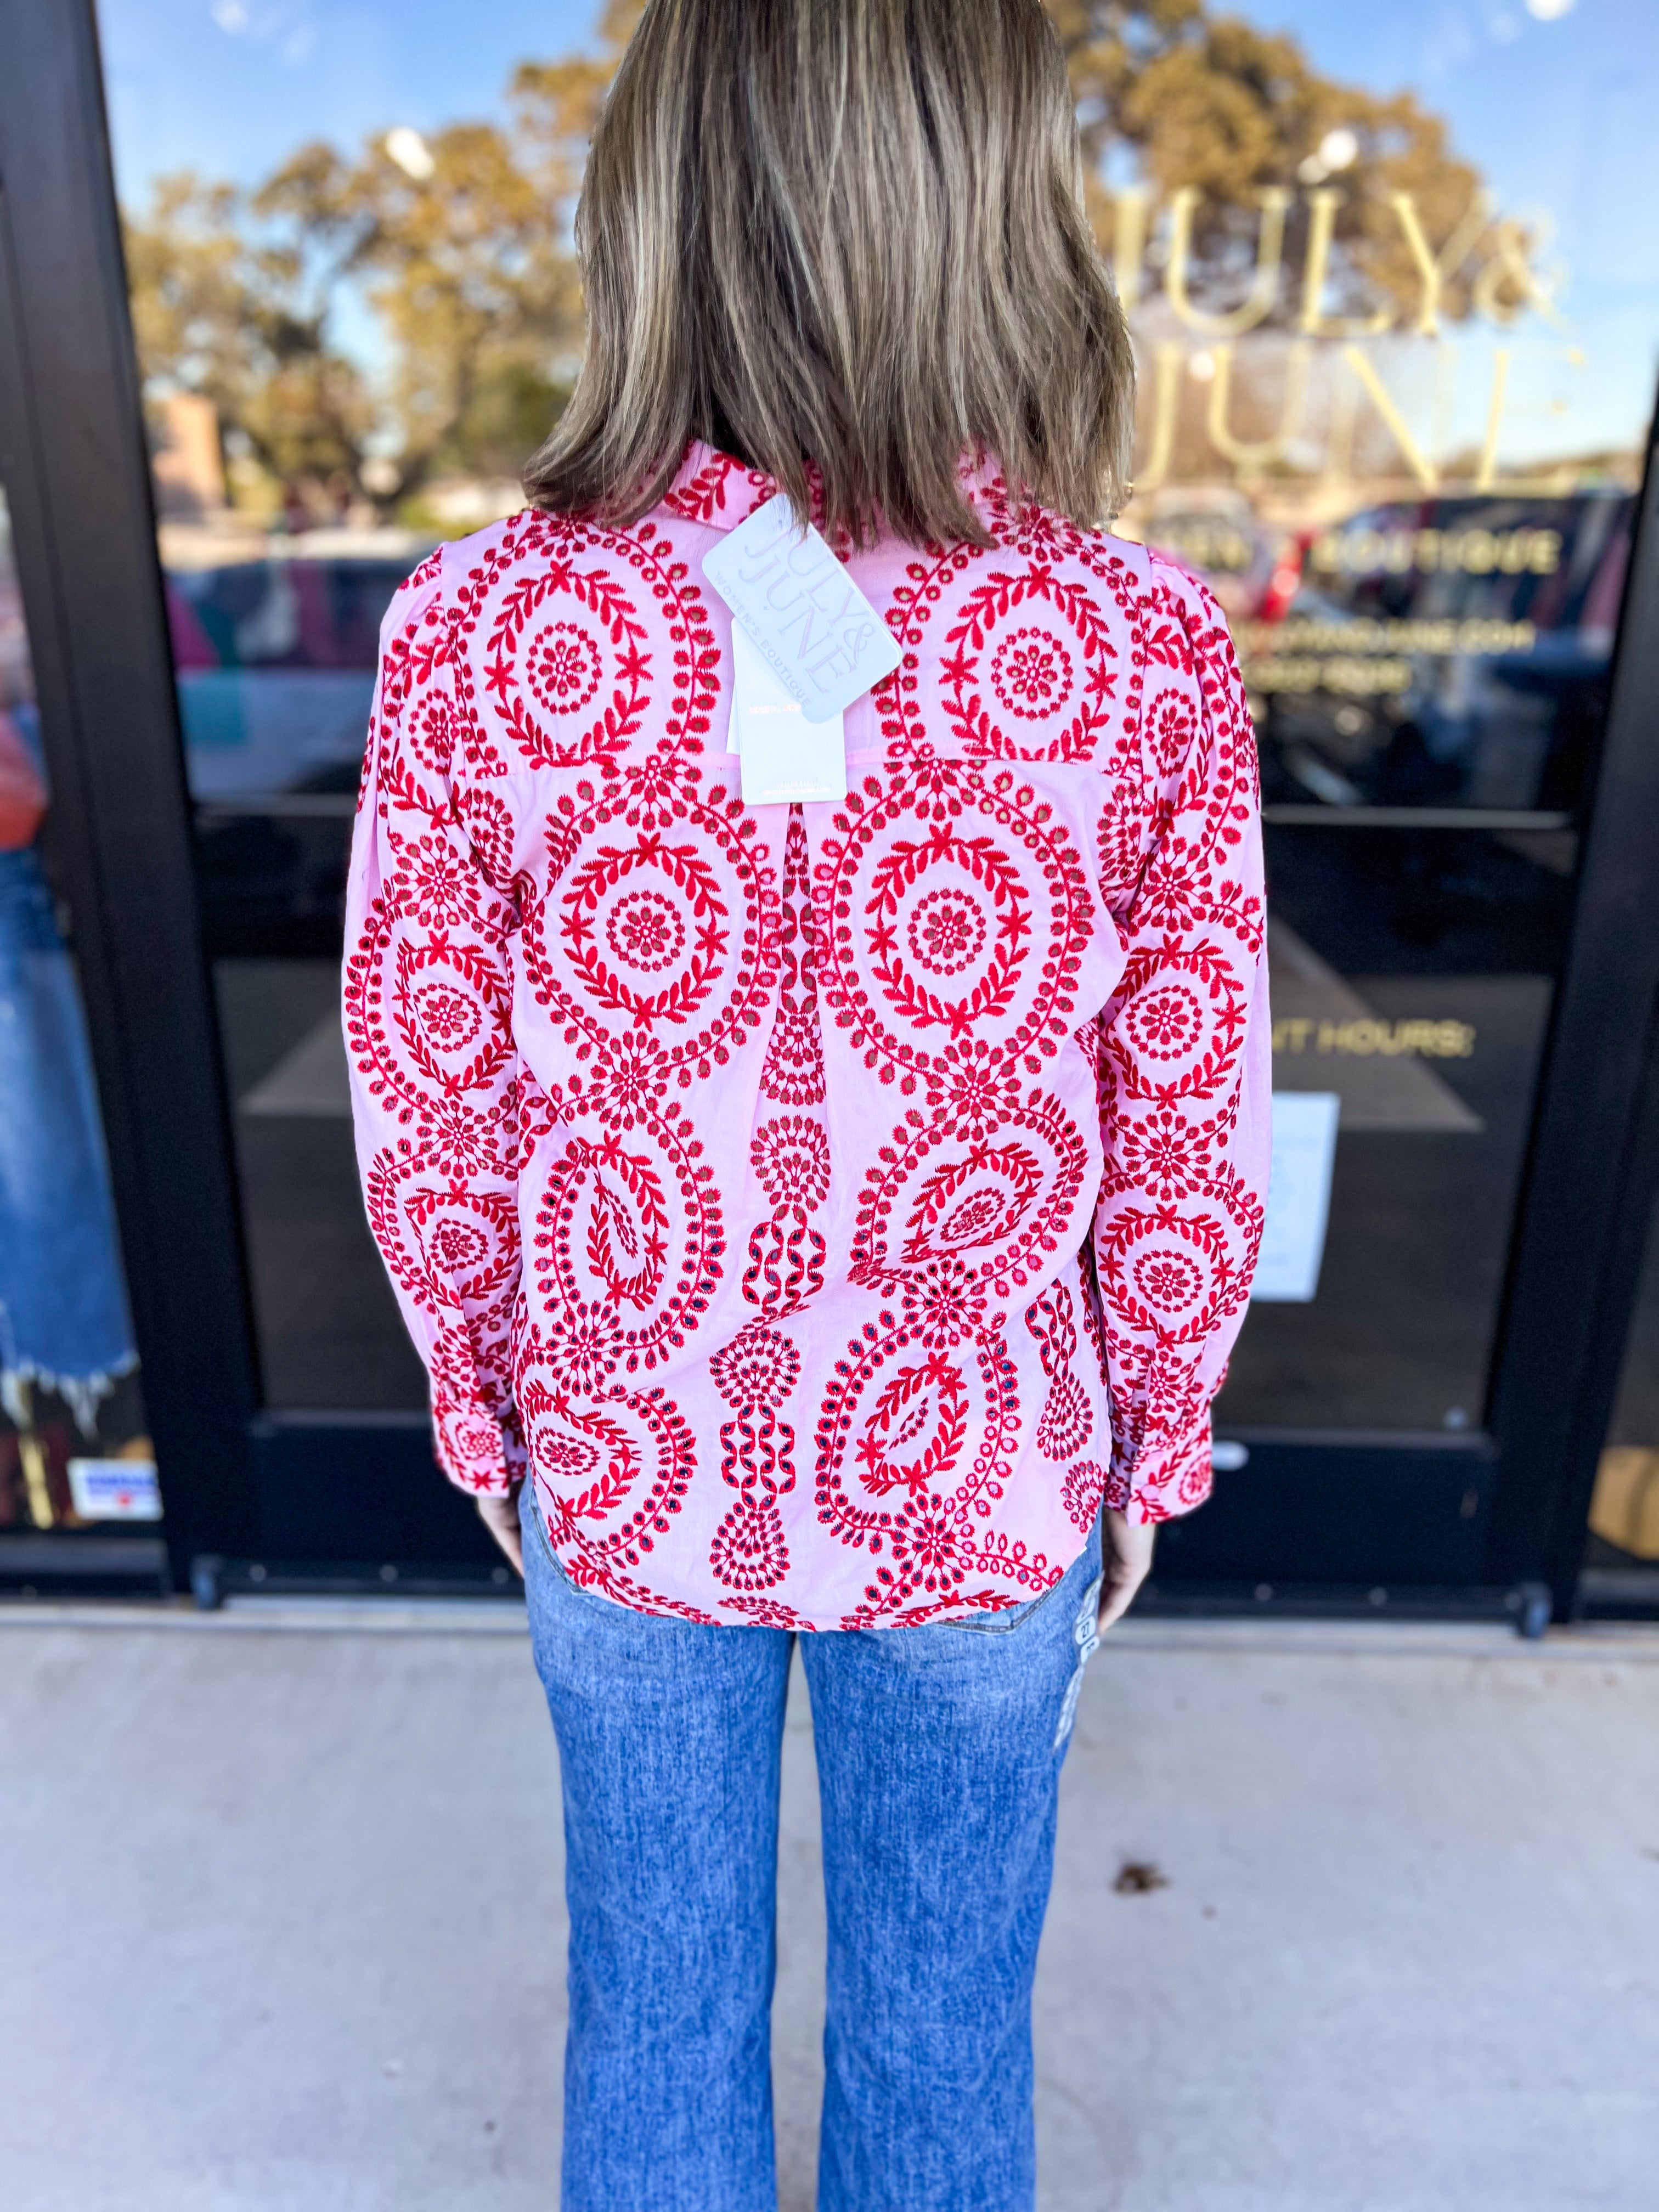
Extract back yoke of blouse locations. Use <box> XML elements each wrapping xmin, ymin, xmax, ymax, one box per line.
<box><xmin>343</xmin><ymin>444</ymin><xmax>1269</xmax><ymax>1630</ymax></box>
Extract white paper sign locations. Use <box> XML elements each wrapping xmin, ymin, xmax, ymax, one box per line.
<box><xmin>1251</xmin><ymin>1092</ymin><xmax>1340</xmax><ymax>1303</ymax></box>
<box><xmin>69</xmin><ymin>1457</ymin><xmax>163</xmax><ymax>1521</ymax></box>
<box><xmin>731</xmin><ymin>624</ymin><xmax>847</xmax><ymax>806</ymax></box>
<box><xmin>702</xmin><ymin>495</ymin><xmax>901</xmax><ymax>724</ymax></box>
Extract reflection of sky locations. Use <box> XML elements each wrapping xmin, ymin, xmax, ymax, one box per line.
<box><xmin>98</xmin><ymin>1</ymin><xmax>602</xmax><ymax>187</ymax></box>
<box><xmin>97</xmin><ymin>0</ymin><xmax>1658</xmax><ymax>460</ymax></box>
<box><xmin>1256</xmin><ymin>0</ymin><xmax>1657</xmax><ymax>291</ymax></box>
<box><xmin>1249</xmin><ymin>0</ymin><xmax>1659</xmax><ymax>457</ymax></box>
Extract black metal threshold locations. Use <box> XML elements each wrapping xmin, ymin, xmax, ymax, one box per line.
<box><xmin>185</xmin><ymin>1555</ymin><xmax>521</xmax><ymax>1609</ymax></box>
<box><xmin>1138</xmin><ymin>1577</ymin><xmax>1554</xmax><ymax>1637</ymax></box>
<box><xmin>0</xmin><ymin>1550</ymin><xmax>1610</xmax><ymax>1638</ymax></box>
<box><xmin>0</xmin><ymin>1534</ymin><xmax>170</xmax><ymax>1599</ymax></box>
<box><xmin>1576</xmin><ymin>1566</ymin><xmax>1659</xmax><ymax>1621</ymax></box>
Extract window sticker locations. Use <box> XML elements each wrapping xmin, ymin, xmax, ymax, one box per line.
<box><xmin>1252</xmin><ymin>1093</ymin><xmax>1340</xmax><ymax>1304</ymax></box>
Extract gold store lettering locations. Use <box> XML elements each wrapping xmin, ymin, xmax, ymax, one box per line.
<box><xmin>1108</xmin><ymin>186</ymin><xmax>1577</xmax><ymax>493</ymax></box>
<box><xmin>1338</xmin><ymin>343</ymin><xmax>1438</xmax><ymax>491</ymax></box>
<box><xmin>1205</xmin><ymin>339</ymin><xmax>1312</xmax><ymax>476</ymax></box>
<box><xmin>1110</xmin><ymin>187</ymin><xmax>1553</xmax><ymax>345</ymax></box>
<box><xmin>1387</xmin><ymin>188</ymin><xmax>1493</xmax><ymax>337</ymax></box>
<box><xmin>1475</xmin><ymin>346</ymin><xmax>1587</xmax><ymax>494</ymax></box>
<box><xmin>1165</xmin><ymin>187</ymin><xmax>1293</xmax><ymax>337</ymax></box>
<box><xmin>1472</xmin><ymin>217</ymin><xmax>1568</xmax><ymax>330</ymax></box>
<box><xmin>1134</xmin><ymin>340</ymin><xmax>1183</xmax><ymax>492</ymax></box>
<box><xmin>1238</xmin><ymin>618</ymin><xmax>1538</xmax><ymax>654</ymax></box>
<box><xmin>1300</xmin><ymin>190</ymin><xmax>1396</xmax><ymax>338</ymax></box>
<box><xmin>1245</xmin><ymin>656</ymin><xmax>1412</xmax><ymax>695</ymax></box>
<box><xmin>1307</xmin><ymin>529</ymin><xmax>1561</xmax><ymax>578</ymax></box>
<box><xmin>1111</xmin><ymin>187</ymin><xmax>1149</xmax><ymax>317</ymax></box>
<box><xmin>1273</xmin><ymin>1018</ymin><xmax>1477</xmax><ymax>1058</ymax></box>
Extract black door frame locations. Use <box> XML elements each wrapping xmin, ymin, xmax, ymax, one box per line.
<box><xmin>4</xmin><ymin>0</ymin><xmax>1659</xmax><ymax>1613</ymax></box>
<box><xmin>0</xmin><ymin>0</ymin><xmax>259</xmax><ymax>1593</ymax></box>
<box><xmin>1484</xmin><ymin>408</ymin><xmax>1659</xmax><ymax>1610</ymax></box>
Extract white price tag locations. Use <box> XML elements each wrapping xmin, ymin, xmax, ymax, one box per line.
<box><xmin>702</xmin><ymin>495</ymin><xmax>901</xmax><ymax>725</ymax></box>
<box><xmin>731</xmin><ymin>624</ymin><xmax>847</xmax><ymax>805</ymax></box>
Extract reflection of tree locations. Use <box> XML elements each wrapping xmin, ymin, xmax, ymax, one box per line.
<box><xmin>126</xmin><ymin>172</ymin><xmax>374</xmax><ymax>510</ymax></box>
<box><xmin>125</xmin><ymin>0</ymin><xmax>1497</xmax><ymax>518</ymax></box>
<box><xmin>254</xmin><ymin>57</ymin><xmax>615</xmax><ymax>506</ymax></box>
<box><xmin>126</xmin><ymin>7</ymin><xmax>634</xmax><ymax>520</ymax></box>
<box><xmin>1052</xmin><ymin>1</ymin><xmax>1490</xmax><ymax>330</ymax></box>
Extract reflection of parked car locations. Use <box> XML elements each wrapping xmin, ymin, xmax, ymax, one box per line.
<box><xmin>1242</xmin><ymin>494</ymin><xmax>1632</xmax><ymax>817</ymax></box>
<box><xmin>1131</xmin><ymin>495</ymin><xmax>1302</xmax><ymax>625</ymax></box>
<box><xmin>166</xmin><ymin>548</ymin><xmax>429</xmax><ymax>952</ymax></box>
<box><xmin>167</xmin><ymin>552</ymin><xmax>425</xmax><ymax>798</ymax></box>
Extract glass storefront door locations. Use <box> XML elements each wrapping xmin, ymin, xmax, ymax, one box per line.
<box><xmin>0</xmin><ymin>478</ymin><xmax>157</xmax><ymax>1557</ymax></box>
<box><xmin>1085</xmin><ymin>1</ymin><xmax>1655</xmax><ymax>1435</ymax></box>
<box><xmin>11</xmin><ymin>0</ymin><xmax>1650</xmax><ymax>1594</ymax></box>
<box><xmin>95</xmin><ymin>0</ymin><xmax>614</xmax><ymax>1440</ymax></box>
<box><xmin>1586</xmin><ymin>1189</ymin><xmax>1659</xmax><ymax>1615</ymax></box>
<box><xmin>1068</xmin><ymin>0</ymin><xmax>1659</xmax><ymax>1598</ymax></box>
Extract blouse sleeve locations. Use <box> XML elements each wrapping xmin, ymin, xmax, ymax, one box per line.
<box><xmin>342</xmin><ymin>551</ymin><xmax>526</xmax><ymax>1495</ymax></box>
<box><xmin>1091</xmin><ymin>555</ymin><xmax>1270</xmax><ymax>1523</ymax></box>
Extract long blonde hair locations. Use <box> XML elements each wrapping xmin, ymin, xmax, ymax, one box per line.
<box><xmin>523</xmin><ymin>0</ymin><xmax>1135</xmax><ymax>547</ymax></box>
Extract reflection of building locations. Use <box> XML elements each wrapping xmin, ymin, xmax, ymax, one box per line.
<box><xmin>149</xmin><ymin>393</ymin><xmax>227</xmax><ymax>520</ymax></box>
<box><xmin>416</xmin><ymin>478</ymin><xmax>524</xmax><ymax>530</ymax></box>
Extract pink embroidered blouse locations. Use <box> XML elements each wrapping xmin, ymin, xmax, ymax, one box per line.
<box><xmin>345</xmin><ymin>444</ymin><xmax>1269</xmax><ymax>1630</ymax></box>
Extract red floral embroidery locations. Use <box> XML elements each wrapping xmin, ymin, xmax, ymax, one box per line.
<box><xmin>345</xmin><ymin>443</ymin><xmax>1268</xmax><ymax>1623</ymax></box>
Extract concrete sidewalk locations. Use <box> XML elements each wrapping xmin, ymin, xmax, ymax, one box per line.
<box><xmin>0</xmin><ymin>1604</ymin><xmax>1655</xmax><ymax>2211</ymax></box>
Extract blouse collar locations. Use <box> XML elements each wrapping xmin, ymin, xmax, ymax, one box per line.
<box><xmin>661</xmin><ymin>441</ymin><xmax>779</xmax><ymax>531</ymax></box>
<box><xmin>659</xmin><ymin>437</ymin><xmax>1007</xmax><ymax>543</ymax></box>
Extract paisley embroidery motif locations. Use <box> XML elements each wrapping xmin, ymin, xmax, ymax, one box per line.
<box><xmin>345</xmin><ymin>442</ymin><xmax>1268</xmax><ymax>1625</ymax></box>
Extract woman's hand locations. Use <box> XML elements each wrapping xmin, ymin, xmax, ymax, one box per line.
<box><xmin>1097</xmin><ymin>1508</ymin><xmax>1155</xmax><ymax>1632</ymax></box>
<box><xmin>477</xmin><ymin>1487</ymin><xmax>524</xmax><ymax>1578</ymax></box>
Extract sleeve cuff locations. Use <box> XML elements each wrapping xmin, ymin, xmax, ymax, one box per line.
<box><xmin>432</xmin><ymin>1396</ymin><xmax>523</xmax><ymax>1496</ymax></box>
<box><xmin>1107</xmin><ymin>1421</ymin><xmax>1215</xmax><ymax>1524</ymax></box>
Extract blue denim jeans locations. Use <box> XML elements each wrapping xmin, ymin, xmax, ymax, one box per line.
<box><xmin>0</xmin><ymin>844</ymin><xmax>136</xmax><ymax>1431</ymax></box>
<box><xmin>520</xmin><ymin>1485</ymin><xmax>1104</xmax><ymax>2211</ymax></box>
